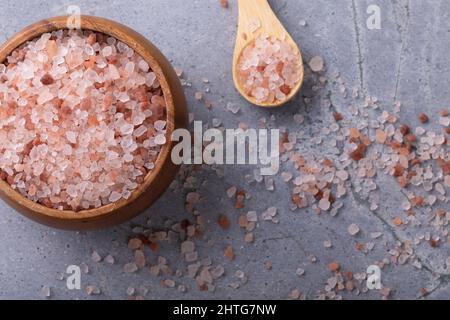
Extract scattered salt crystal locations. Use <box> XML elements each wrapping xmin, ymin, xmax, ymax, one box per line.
<box><xmin>226</xmin><ymin>186</ymin><xmax>237</xmax><ymax>198</ymax></box>
<box><xmin>309</xmin><ymin>56</ymin><xmax>324</xmax><ymax>72</ymax></box>
<box><xmin>212</xmin><ymin>118</ymin><xmax>222</xmax><ymax>127</ymax></box>
<box><xmin>370</xmin><ymin>232</ymin><xmax>383</xmax><ymax>239</ymax></box>
<box><xmin>195</xmin><ymin>92</ymin><xmax>203</xmax><ymax>100</ymax></box>
<box><xmin>348</xmin><ymin>223</ymin><xmax>360</xmax><ymax>236</ymax></box>
<box><xmin>295</xmin><ymin>268</ymin><xmax>305</xmax><ymax>276</ymax></box>
<box><xmin>104</xmin><ymin>254</ymin><xmax>115</xmax><ymax>264</ymax></box>
<box><xmin>244</xmin><ymin>233</ymin><xmax>254</xmax><ymax>243</ymax></box>
<box><xmin>39</xmin><ymin>285</ymin><xmax>51</xmax><ymax>298</ymax></box>
<box><xmin>123</xmin><ymin>262</ymin><xmax>138</xmax><ymax>273</ymax></box>
<box><xmin>85</xmin><ymin>285</ymin><xmax>101</xmax><ymax>295</ymax></box>
<box><xmin>126</xmin><ymin>287</ymin><xmax>135</xmax><ymax>296</ymax></box>
<box><xmin>401</xmin><ymin>201</ymin><xmax>411</xmax><ymax>211</ymax></box>
<box><xmin>128</xmin><ymin>238</ymin><xmax>142</xmax><ymax>250</ymax></box>
<box><xmin>181</xmin><ymin>240</ymin><xmax>195</xmax><ymax>254</ymax></box>
<box><xmin>281</xmin><ymin>171</ymin><xmax>293</xmax><ymax>182</ymax></box>
<box><xmin>318</xmin><ymin>199</ymin><xmax>331</xmax><ymax>211</ymax></box>
<box><xmin>246</xmin><ymin>211</ymin><xmax>258</xmax><ymax>222</ymax></box>
<box><xmin>91</xmin><ymin>250</ymin><xmax>102</xmax><ymax>263</ymax></box>
<box><xmin>134</xmin><ymin>250</ymin><xmax>146</xmax><ymax>268</ymax></box>
<box><xmin>336</xmin><ymin>170</ymin><xmax>349</xmax><ymax>181</ymax></box>
<box><xmin>445</xmin><ymin>176</ymin><xmax>450</xmax><ymax>188</ymax></box>
<box><xmin>226</xmin><ymin>102</ymin><xmax>240</xmax><ymax>114</ymax></box>
<box><xmin>164</xmin><ymin>279</ymin><xmax>176</xmax><ymax>288</ymax></box>
<box><xmin>439</xmin><ymin>116</ymin><xmax>450</xmax><ymax>127</ymax></box>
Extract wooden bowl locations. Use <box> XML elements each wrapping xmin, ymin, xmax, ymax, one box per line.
<box><xmin>0</xmin><ymin>16</ymin><xmax>188</xmax><ymax>230</ymax></box>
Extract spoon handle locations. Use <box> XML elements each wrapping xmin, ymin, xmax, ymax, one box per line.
<box><xmin>238</xmin><ymin>0</ymin><xmax>272</xmax><ymax>20</ymax></box>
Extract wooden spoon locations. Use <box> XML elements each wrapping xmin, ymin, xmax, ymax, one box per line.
<box><xmin>232</xmin><ymin>0</ymin><xmax>304</xmax><ymax>107</ymax></box>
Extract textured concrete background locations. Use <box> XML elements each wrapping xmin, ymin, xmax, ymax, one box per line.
<box><xmin>0</xmin><ymin>0</ymin><xmax>449</xmax><ymax>299</ymax></box>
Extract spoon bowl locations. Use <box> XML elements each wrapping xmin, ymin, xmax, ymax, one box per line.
<box><xmin>232</xmin><ymin>0</ymin><xmax>304</xmax><ymax>107</ymax></box>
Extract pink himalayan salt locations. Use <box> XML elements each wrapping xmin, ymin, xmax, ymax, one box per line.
<box><xmin>237</xmin><ymin>35</ymin><xmax>302</xmax><ymax>104</ymax></box>
<box><xmin>0</xmin><ymin>30</ymin><xmax>167</xmax><ymax>211</ymax></box>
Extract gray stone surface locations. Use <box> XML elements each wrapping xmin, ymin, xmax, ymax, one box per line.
<box><xmin>0</xmin><ymin>0</ymin><xmax>449</xmax><ymax>300</ymax></box>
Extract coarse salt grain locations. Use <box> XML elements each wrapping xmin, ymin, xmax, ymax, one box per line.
<box><xmin>308</xmin><ymin>56</ymin><xmax>324</xmax><ymax>73</ymax></box>
<box><xmin>0</xmin><ymin>31</ymin><xmax>167</xmax><ymax>211</ymax></box>
<box><xmin>348</xmin><ymin>223</ymin><xmax>360</xmax><ymax>236</ymax></box>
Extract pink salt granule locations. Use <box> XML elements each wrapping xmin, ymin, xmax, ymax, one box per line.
<box><xmin>237</xmin><ymin>36</ymin><xmax>302</xmax><ymax>104</ymax></box>
<box><xmin>0</xmin><ymin>30</ymin><xmax>167</xmax><ymax>211</ymax></box>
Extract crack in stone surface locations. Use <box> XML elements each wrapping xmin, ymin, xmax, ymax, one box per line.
<box><xmin>348</xmin><ymin>182</ymin><xmax>449</xmax><ymax>283</ymax></box>
<box><xmin>393</xmin><ymin>0</ymin><xmax>411</xmax><ymax>102</ymax></box>
<box><xmin>351</xmin><ymin>0</ymin><xmax>365</xmax><ymax>93</ymax></box>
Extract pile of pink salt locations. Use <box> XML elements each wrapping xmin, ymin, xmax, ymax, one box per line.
<box><xmin>0</xmin><ymin>30</ymin><xmax>167</xmax><ymax>211</ymax></box>
<box><xmin>237</xmin><ymin>36</ymin><xmax>302</xmax><ymax>104</ymax></box>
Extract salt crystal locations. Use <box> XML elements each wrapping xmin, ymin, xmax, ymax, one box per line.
<box><xmin>102</xmin><ymin>46</ymin><xmax>113</xmax><ymax>57</ymax></box>
<box><xmin>309</xmin><ymin>56</ymin><xmax>324</xmax><ymax>72</ymax></box>
<box><xmin>181</xmin><ymin>240</ymin><xmax>195</xmax><ymax>254</ymax></box>
<box><xmin>226</xmin><ymin>102</ymin><xmax>240</xmax><ymax>114</ymax></box>
<box><xmin>134</xmin><ymin>250</ymin><xmax>145</xmax><ymax>268</ymax></box>
<box><xmin>123</xmin><ymin>262</ymin><xmax>138</xmax><ymax>273</ymax></box>
<box><xmin>295</xmin><ymin>268</ymin><xmax>305</xmax><ymax>276</ymax></box>
<box><xmin>126</xmin><ymin>287</ymin><xmax>135</xmax><ymax>296</ymax></box>
<box><xmin>108</xmin><ymin>64</ymin><xmax>120</xmax><ymax>80</ymax></box>
<box><xmin>128</xmin><ymin>238</ymin><xmax>142</xmax><ymax>250</ymax></box>
<box><xmin>39</xmin><ymin>285</ymin><xmax>51</xmax><ymax>298</ymax></box>
<box><xmin>318</xmin><ymin>199</ymin><xmax>331</xmax><ymax>211</ymax></box>
<box><xmin>195</xmin><ymin>92</ymin><xmax>203</xmax><ymax>100</ymax></box>
<box><xmin>104</xmin><ymin>254</ymin><xmax>115</xmax><ymax>264</ymax></box>
<box><xmin>370</xmin><ymin>232</ymin><xmax>383</xmax><ymax>239</ymax></box>
<box><xmin>85</xmin><ymin>285</ymin><xmax>101</xmax><ymax>295</ymax></box>
<box><xmin>91</xmin><ymin>250</ymin><xmax>102</xmax><ymax>263</ymax></box>
<box><xmin>154</xmin><ymin>134</ymin><xmax>166</xmax><ymax>145</ymax></box>
<box><xmin>125</xmin><ymin>62</ymin><xmax>135</xmax><ymax>75</ymax></box>
<box><xmin>439</xmin><ymin>116</ymin><xmax>450</xmax><ymax>127</ymax></box>
<box><xmin>348</xmin><ymin>223</ymin><xmax>360</xmax><ymax>236</ymax></box>
<box><xmin>154</xmin><ymin>120</ymin><xmax>167</xmax><ymax>131</ymax></box>
<box><xmin>164</xmin><ymin>279</ymin><xmax>176</xmax><ymax>288</ymax></box>
<box><xmin>109</xmin><ymin>191</ymin><xmax>122</xmax><ymax>202</ymax></box>
<box><xmin>226</xmin><ymin>186</ymin><xmax>237</xmax><ymax>198</ymax></box>
<box><xmin>37</xmin><ymin>90</ymin><xmax>54</xmax><ymax>105</ymax></box>
<box><xmin>138</xmin><ymin>60</ymin><xmax>149</xmax><ymax>72</ymax></box>
<box><xmin>445</xmin><ymin>175</ymin><xmax>450</xmax><ymax>188</ymax></box>
<box><xmin>281</xmin><ymin>171</ymin><xmax>293</xmax><ymax>182</ymax></box>
<box><xmin>320</xmin><ymin>240</ymin><xmax>333</xmax><ymax>250</ymax></box>
<box><xmin>246</xmin><ymin>211</ymin><xmax>258</xmax><ymax>222</ymax></box>
<box><xmin>120</xmin><ymin>123</ymin><xmax>134</xmax><ymax>135</ymax></box>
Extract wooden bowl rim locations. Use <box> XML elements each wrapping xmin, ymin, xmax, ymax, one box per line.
<box><xmin>0</xmin><ymin>15</ymin><xmax>176</xmax><ymax>220</ymax></box>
